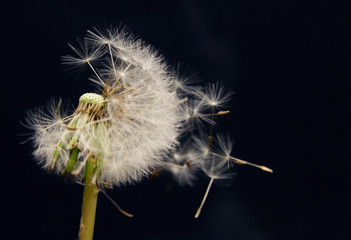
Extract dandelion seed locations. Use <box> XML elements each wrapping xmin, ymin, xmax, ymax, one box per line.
<box><xmin>165</xmin><ymin>147</ymin><xmax>201</xmax><ymax>186</ymax></box>
<box><xmin>180</xmin><ymin>99</ymin><xmax>216</xmax><ymax>131</ymax></box>
<box><xmin>195</xmin><ymin>155</ymin><xmax>235</xmax><ymax>218</ymax></box>
<box><xmin>191</xmin><ymin>133</ymin><xmax>272</xmax><ymax>218</ymax></box>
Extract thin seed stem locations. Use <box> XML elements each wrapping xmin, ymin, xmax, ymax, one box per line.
<box><xmin>195</xmin><ymin>177</ymin><xmax>214</xmax><ymax>218</ymax></box>
<box><xmin>99</xmin><ymin>186</ymin><xmax>134</xmax><ymax>218</ymax></box>
<box><xmin>86</xmin><ymin>60</ymin><xmax>105</xmax><ymax>86</ymax></box>
<box><xmin>124</xmin><ymin>62</ymin><xmax>132</xmax><ymax>72</ymax></box>
<box><xmin>208</xmin><ymin>106</ymin><xmax>215</xmax><ymax>149</ymax></box>
<box><xmin>78</xmin><ymin>159</ymin><xmax>99</xmax><ymax>240</ymax></box>
<box><xmin>108</xmin><ymin>43</ymin><xmax>118</xmax><ymax>80</ymax></box>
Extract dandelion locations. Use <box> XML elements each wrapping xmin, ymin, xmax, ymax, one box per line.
<box><xmin>32</xmin><ymin>28</ymin><xmax>182</xmax><ymax>186</ymax></box>
<box><xmin>27</xmin><ymin>27</ymin><xmax>183</xmax><ymax>239</ymax></box>
<box><xmin>26</xmin><ymin>26</ymin><xmax>273</xmax><ymax>239</ymax></box>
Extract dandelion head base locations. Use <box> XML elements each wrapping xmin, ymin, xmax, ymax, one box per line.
<box><xmin>79</xmin><ymin>93</ymin><xmax>105</xmax><ymax>105</ymax></box>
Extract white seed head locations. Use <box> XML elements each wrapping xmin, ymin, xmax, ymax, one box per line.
<box><xmin>28</xmin><ymin>28</ymin><xmax>183</xmax><ymax>187</ymax></box>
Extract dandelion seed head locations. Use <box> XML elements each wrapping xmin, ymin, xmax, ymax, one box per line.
<box><xmin>28</xmin><ymin>28</ymin><xmax>183</xmax><ymax>187</ymax></box>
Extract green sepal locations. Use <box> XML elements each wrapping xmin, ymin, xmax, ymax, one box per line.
<box><xmin>49</xmin><ymin>142</ymin><xmax>64</xmax><ymax>172</ymax></box>
<box><xmin>61</xmin><ymin>147</ymin><xmax>80</xmax><ymax>178</ymax></box>
<box><xmin>66</xmin><ymin>114</ymin><xmax>89</xmax><ymax>150</ymax></box>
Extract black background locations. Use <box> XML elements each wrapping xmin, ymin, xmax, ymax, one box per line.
<box><xmin>2</xmin><ymin>0</ymin><xmax>350</xmax><ymax>239</ymax></box>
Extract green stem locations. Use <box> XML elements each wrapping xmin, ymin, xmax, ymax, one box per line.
<box><xmin>78</xmin><ymin>158</ymin><xmax>99</xmax><ymax>240</ymax></box>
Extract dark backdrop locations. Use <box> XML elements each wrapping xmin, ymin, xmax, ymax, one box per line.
<box><xmin>3</xmin><ymin>1</ymin><xmax>349</xmax><ymax>240</ymax></box>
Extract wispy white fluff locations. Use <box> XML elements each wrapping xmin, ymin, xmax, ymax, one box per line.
<box><xmin>211</xmin><ymin>134</ymin><xmax>234</xmax><ymax>163</ymax></box>
<box><xmin>194</xmin><ymin>82</ymin><xmax>233</xmax><ymax>109</ymax></box>
<box><xmin>25</xmin><ymin>100</ymin><xmax>72</xmax><ymax>172</ymax></box>
<box><xmin>164</xmin><ymin>144</ymin><xmax>202</xmax><ymax>186</ymax></box>
<box><xmin>179</xmin><ymin>99</ymin><xmax>216</xmax><ymax>131</ymax></box>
